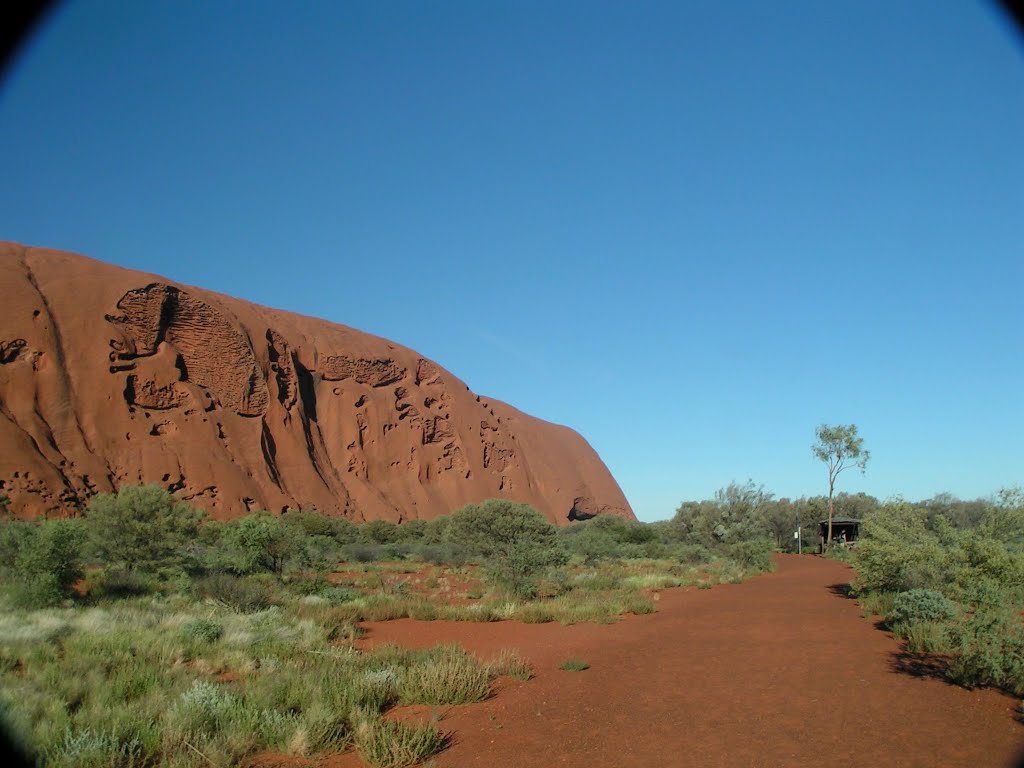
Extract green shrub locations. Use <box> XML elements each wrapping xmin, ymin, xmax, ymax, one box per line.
<box><xmin>515</xmin><ymin>603</ymin><xmax>556</xmax><ymax>623</ymax></box>
<box><xmin>946</xmin><ymin>581</ymin><xmax>1024</xmax><ymax>695</ymax></box>
<box><xmin>296</xmin><ymin>534</ymin><xmax>342</xmax><ymax>576</ymax></box>
<box><xmin>88</xmin><ymin>569</ymin><xmax>160</xmax><ymax>599</ymax></box>
<box><xmin>856</xmin><ymin>590</ymin><xmax>897</xmax><ymax>618</ymax></box>
<box><xmin>345</xmin><ymin>542</ymin><xmax>385</xmax><ymax>563</ymax></box>
<box><xmin>0</xmin><ymin>519</ymin><xmax>35</xmax><ymax>567</ymax></box>
<box><xmin>622</xmin><ymin>592</ymin><xmax>656</xmax><ymax>615</ymax></box>
<box><xmin>320</xmin><ymin>585</ymin><xmax>360</xmax><ymax>603</ymax></box>
<box><xmin>41</xmin><ymin>726</ymin><xmax>151</xmax><ymax>768</ymax></box>
<box><xmin>354</xmin><ymin>718</ymin><xmax>446</xmax><ymax>768</ymax></box>
<box><xmin>559</xmin><ymin>658</ymin><xmax>589</xmax><ymax>671</ymax></box>
<box><xmin>888</xmin><ymin>589</ymin><xmax>956</xmax><ymax>625</ymax></box>
<box><xmin>181</xmin><ymin>618</ymin><xmax>223</xmax><ymax>644</ymax></box>
<box><xmin>395</xmin><ymin>646</ymin><xmax>490</xmax><ymax>705</ymax></box>
<box><xmin>84</xmin><ymin>485</ymin><xmax>203</xmax><ymax>577</ymax></box>
<box><xmin>360</xmin><ymin>519</ymin><xmax>401</xmax><ymax>545</ymax></box>
<box><xmin>852</xmin><ymin>503</ymin><xmax>949</xmax><ymax>594</ymax></box>
<box><xmin>447</xmin><ymin>500</ymin><xmax>566</xmax><ymax>598</ymax></box>
<box><xmin>9</xmin><ymin>573</ymin><xmax>68</xmax><ymax>610</ymax></box>
<box><xmin>538</xmin><ymin>568</ymin><xmax>572</xmax><ymax>597</ymax></box>
<box><xmin>891</xmin><ymin>620</ymin><xmax>950</xmax><ymax>654</ymax></box>
<box><xmin>288</xmin><ymin>577</ymin><xmax>359</xmax><ymax>604</ymax></box>
<box><xmin>720</xmin><ymin>539</ymin><xmax>774</xmax><ymax>572</ymax></box>
<box><xmin>486</xmin><ymin>650</ymin><xmax>532</xmax><ymax>681</ymax></box>
<box><xmin>671</xmin><ymin>481</ymin><xmax>773</xmax><ymax>549</ymax></box>
<box><xmin>9</xmin><ymin>520</ymin><xmax>84</xmax><ymax>608</ymax></box>
<box><xmin>674</xmin><ymin>543</ymin><xmax>713</xmax><ymax>564</ymax></box>
<box><xmin>293</xmin><ymin>703</ymin><xmax>350</xmax><ymax>754</ymax></box>
<box><xmin>418</xmin><ymin>544</ymin><xmax>468</xmax><ymax>567</ymax></box>
<box><xmin>220</xmin><ymin>511</ymin><xmax>305</xmax><ymax>576</ymax></box>
<box><xmin>195</xmin><ymin>573</ymin><xmax>275</xmax><ymax>613</ymax></box>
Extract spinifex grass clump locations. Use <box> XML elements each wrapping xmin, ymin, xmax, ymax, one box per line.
<box><xmin>486</xmin><ymin>649</ymin><xmax>533</xmax><ymax>681</ymax></box>
<box><xmin>0</xmin><ymin>597</ymin><xmax>509</xmax><ymax>767</ymax></box>
<box><xmin>559</xmin><ymin>658</ymin><xmax>589</xmax><ymax>672</ymax></box>
<box><xmin>393</xmin><ymin>644</ymin><xmax>491</xmax><ymax>705</ymax></box>
<box><xmin>354</xmin><ymin>717</ymin><xmax>447</xmax><ymax>768</ymax></box>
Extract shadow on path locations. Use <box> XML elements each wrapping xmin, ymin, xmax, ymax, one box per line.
<box><xmin>888</xmin><ymin>649</ymin><xmax>954</xmax><ymax>684</ymax></box>
<box><xmin>827</xmin><ymin>582</ymin><xmax>854</xmax><ymax>599</ymax></box>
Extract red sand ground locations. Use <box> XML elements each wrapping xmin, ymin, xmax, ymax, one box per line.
<box><xmin>323</xmin><ymin>554</ymin><xmax>1023</xmax><ymax>768</ymax></box>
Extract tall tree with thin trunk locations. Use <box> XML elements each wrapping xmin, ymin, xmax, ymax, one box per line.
<box><xmin>812</xmin><ymin>424</ymin><xmax>870</xmax><ymax>547</ymax></box>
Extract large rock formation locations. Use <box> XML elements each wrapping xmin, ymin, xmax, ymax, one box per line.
<box><xmin>0</xmin><ymin>242</ymin><xmax>634</xmax><ymax>524</ymax></box>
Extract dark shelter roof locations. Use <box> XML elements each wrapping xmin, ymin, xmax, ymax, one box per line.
<box><xmin>818</xmin><ymin>517</ymin><xmax>862</xmax><ymax>525</ymax></box>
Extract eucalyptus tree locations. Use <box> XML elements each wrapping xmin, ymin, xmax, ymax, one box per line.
<box><xmin>812</xmin><ymin>424</ymin><xmax>870</xmax><ymax>546</ymax></box>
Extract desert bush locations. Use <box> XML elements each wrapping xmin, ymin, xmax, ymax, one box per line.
<box><xmin>0</xmin><ymin>595</ymin><xmax>518</xmax><ymax>768</ymax></box>
<box><xmin>354</xmin><ymin>718</ymin><xmax>446</xmax><ymax>768</ymax></box>
<box><xmin>296</xmin><ymin>534</ymin><xmax>342</xmax><ymax>576</ymax></box>
<box><xmin>360</xmin><ymin>519</ymin><xmax>402</xmax><ymax>545</ymax></box>
<box><xmin>447</xmin><ymin>500</ymin><xmax>566</xmax><ymax>598</ymax></box>
<box><xmin>280</xmin><ymin>509</ymin><xmax>336</xmax><ymax>538</ymax></box>
<box><xmin>87</xmin><ymin>568</ymin><xmax>161</xmax><ymax>600</ymax></box>
<box><xmin>621</xmin><ymin>592</ymin><xmax>656</xmax><ymax>615</ymax></box>
<box><xmin>857</xmin><ymin>590</ymin><xmax>897</xmax><ymax>618</ymax></box>
<box><xmin>0</xmin><ymin>519</ymin><xmax>34</xmax><ymax>567</ymax></box>
<box><xmin>891</xmin><ymin>620</ymin><xmax>950</xmax><ymax>654</ymax></box>
<box><xmin>395</xmin><ymin>645</ymin><xmax>491</xmax><ymax>705</ymax></box>
<box><xmin>538</xmin><ymin>568</ymin><xmax>572</xmax><ymax>597</ymax></box>
<box><xmin>951</xmin><ymin>533</ymin><xmax>1024</xmax><ymax>602</ymax></box>
<box><xmin>515</xmin><ymin>603</ymin><xmax>556</xmax><ymax>623</ymax></box>
<box><xmin>559</xmin><ymin>658</ymin><xmax>589</xmax><ymax>671</ymax></box>
<box><xmin>289</xmin><ymin>703</ymin><xmax>350</xmax><ymax>755</ymax></box>
<box><xmin>720</xmin><ymin>539</ymin><xmax>774</xmax><ymax>572</ymax></box>
<box><xmin>558</xmin><ymin>516</ymin><xmax>655</xmax><ymax>563</ymax></box>
<box><xmin>84</xmin><ymin>485</ymin><xmax>203</xmax><ymax>577</ymax></box>
<box><xmin>673</xmin><ymin>543</ymin><xmax>713</xmax><ymax>564</ymax></box>
<box><xmin>621</xmin><ymin>573</ymin><xmax>681</xmax><ymax>590</ymax></box>
<box><xmin>417</xmin><ymin>543</ymin><xmax>469</xmax><ymax>567</ymax></box>
<box><xmin>671</xmin><ymin>481</ymin><xmax>773</xmax><ymax>549</ymax></box>
<box><xmin>852</xmin><ymin>502</ymin><xmax>949</xmax><ymax>594</ymax></box>
<box><xmin>345</xmin><ymin>542</ymin><xmax>386</xmax><ymax>563</ymax></box>
<box><xmin>8</xmin><ymin>520</ymin><xmax>84</xmax><ymax>608</ymax></box>
<box><xmin>888</xmin><ymin>589</ymin><xmax>956</xmax><ymax>625</ymax></box>
<box><xmin>41</xmin><ymin>725</ymin><xmax>154</xmax><ymax>768</ymax></box>
<box><xmin>299</xmin><ymin>581</ymin><xmax>359</xmax><ymax>604</ymax></box>
<box><xmin>946</xmin><ymin>580</ymin><xmax>1024</xmax><ymax>695</ymax></box>
<box><xmin>195</xmin><ymin>572</ymin><xmax>275</xmax><ymax>613</ymax></box>
<box><xmin>486</xmin><ymin>650</ymin><xmax>533</xmax><ymax>681</ymax></box>
<box><xmin>219</xmin><ymin>511</ymin><xmax>306</xmax><ymax>576</ymax></box>
<box><xmin>181</xmin><ymin>618</ymin><xmax>223</xmax><ymax>644</ymax></box>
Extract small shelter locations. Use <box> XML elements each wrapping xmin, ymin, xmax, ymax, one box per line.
<box><xmin>819</xmin><ymin>517</ymin><xmax>862</xmax><ymax>552</ymax></box>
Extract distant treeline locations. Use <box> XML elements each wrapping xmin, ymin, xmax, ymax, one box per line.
<box><xmin>667</xmin><ymin>481</ymin><xmax>1001</xmax><ymax>552</ymax></box>
<box><xmin>0</xmin><ymin>485</ymin><xmax>780</xmax><ymax>610</ymax></box>
<box><xmin>1</xmin><ymin>481</ymin><xmax>1014</xmax><ymax>612</ymax></box>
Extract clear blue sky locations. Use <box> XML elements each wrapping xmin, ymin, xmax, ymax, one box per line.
<box><xmin>2</xmin><ymin>1</ymin><xmax>1022</xmax><ymax>522</ymax></box>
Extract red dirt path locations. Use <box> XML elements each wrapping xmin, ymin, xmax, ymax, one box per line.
<box><xmin>340</xmin><ymin>555</ymin><xmax>1023</xmax><ymax>768</ymax></box>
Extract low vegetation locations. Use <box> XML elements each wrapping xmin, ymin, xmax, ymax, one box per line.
<box><xmin>559</xmin><ymin>659</ymin><xmax>590</xmax><ymax>672</ymax></box>
<box><xmin>0</xmin><ymin>594</ymin><xmax>513</xmax><ymax>767</ymax></box>
<box><xmin>0</xmin><ymin>485</ymin><xmax>773</xmax><ymax>766</ymax></box>
<box><xmin>849</xmin><ymin>489</ymin><xmax>1024</xmax><ymax>696</ymax></box>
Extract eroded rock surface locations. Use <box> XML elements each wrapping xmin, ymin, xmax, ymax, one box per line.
<box><xmin>107</xmin><ymin>283</ymin><xmax>268</xmax><ymax>416</ymax></box>
<box><xmin>0</xmin><ymin>242</ymin><xmax>635</xmax><ymax>524</ymax></box>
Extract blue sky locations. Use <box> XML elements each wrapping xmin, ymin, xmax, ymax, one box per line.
<box><xmin>1</xmin><ymin>1</ymin><xmax>1022</xmax><ymax>522</ymax></box>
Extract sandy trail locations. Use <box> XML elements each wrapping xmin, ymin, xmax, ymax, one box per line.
<box><xmin>344</xmin><ymin>555</ymin><xmax>1022</xmax><ymax>768</ymax></box>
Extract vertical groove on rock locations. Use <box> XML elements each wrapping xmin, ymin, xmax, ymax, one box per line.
<box><xmin>0</xmin><ymin>243</ymin><xmax>635</xmax><ymax>523</ymax></box>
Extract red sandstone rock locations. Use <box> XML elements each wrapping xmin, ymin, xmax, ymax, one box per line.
<box><xmin>0</xmin><ymin>242</ymin><xmax>634</xmax><ymax>524</ymax></box>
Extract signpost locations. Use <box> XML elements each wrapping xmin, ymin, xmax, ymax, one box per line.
<box><xmin>794</xmin><ymin>526</ymin><xmax>802</xmax><ymax>555</ymax></box>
